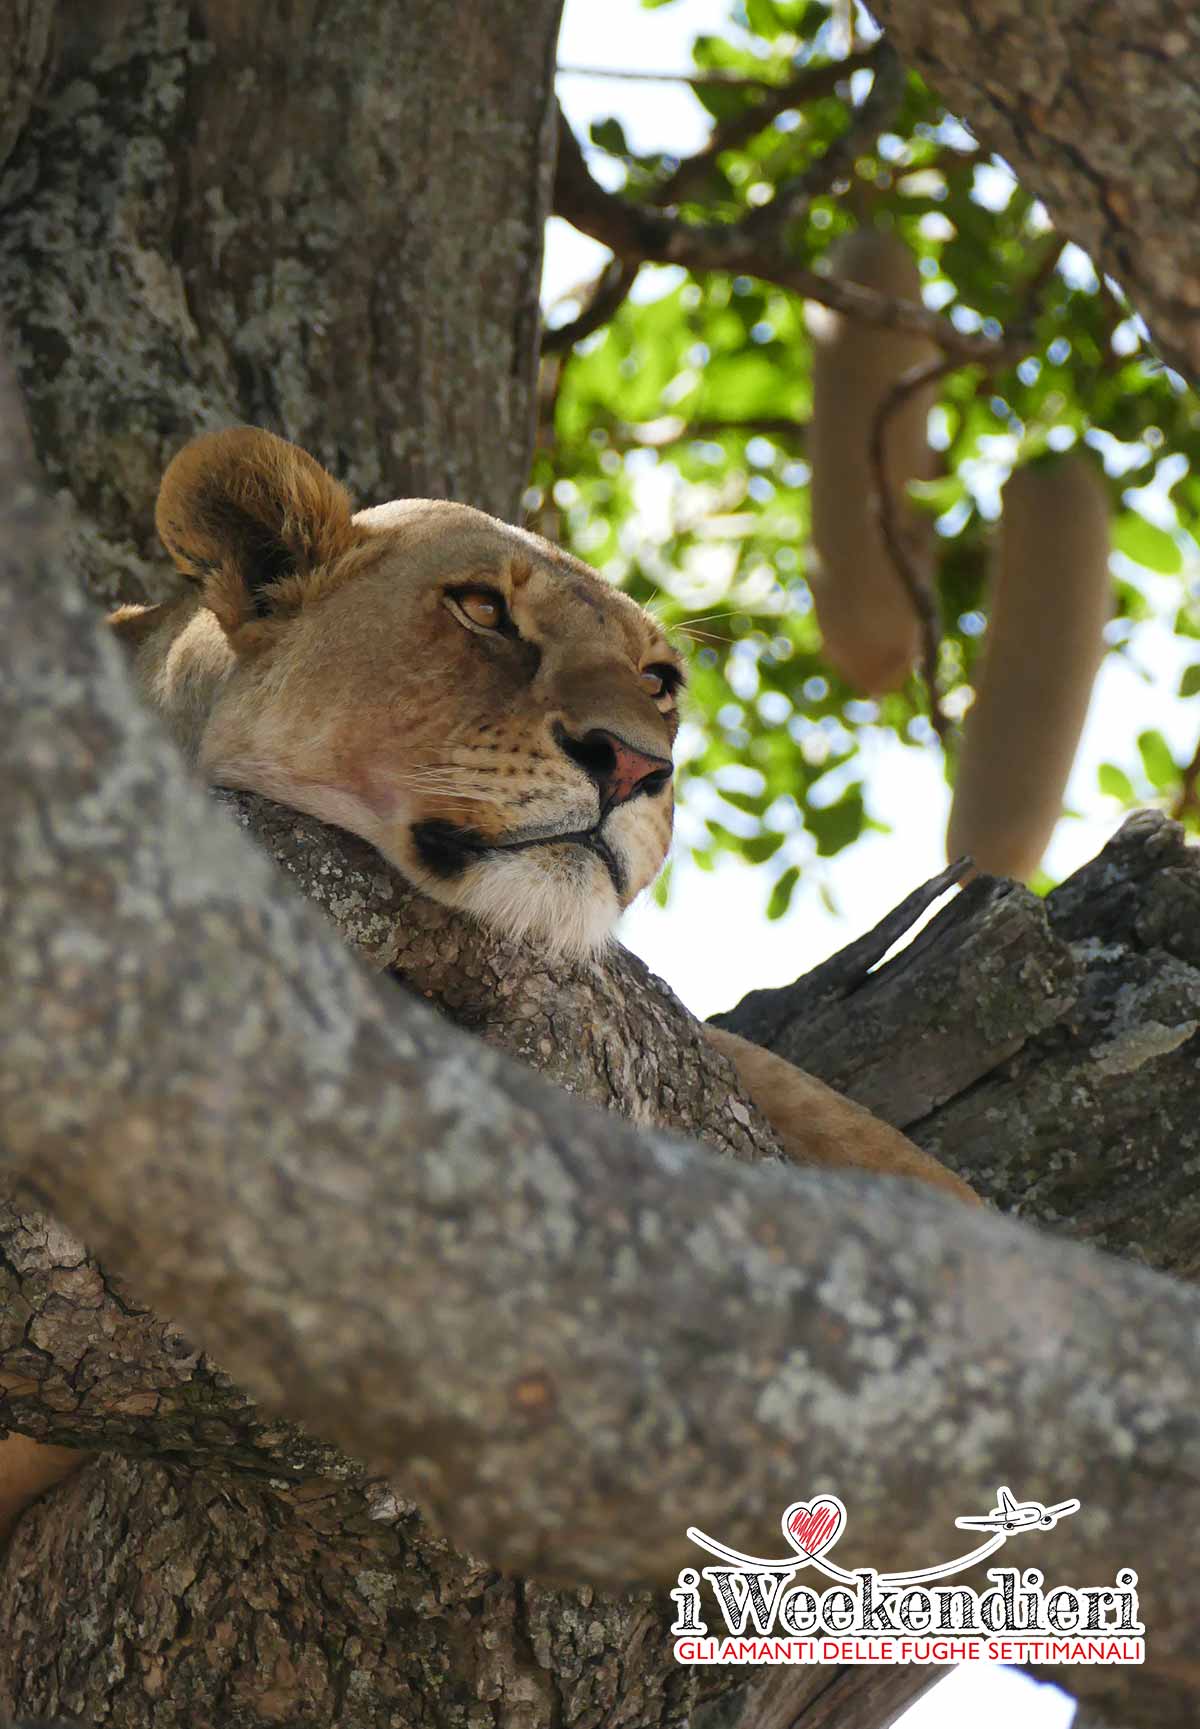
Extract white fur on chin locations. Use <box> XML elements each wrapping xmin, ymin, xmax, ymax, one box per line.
<box><xmin>408</xmin><ymin>845</ymin><xmax>625</xmax><ymax>960</ymax></box>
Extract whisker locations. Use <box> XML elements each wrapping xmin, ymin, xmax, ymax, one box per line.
<box><xmin>397</xmin><ymin>777</ymin><xmax>510</xmax><ymax>810</ymax></box>
<box><xmin>675</xmin><ymin>609</ymin><xmax>762</xmax><ymax>628</ymax></box>
<box><xmin>401</xmin><ymin>778</ymin><xmax>496</xmax><ymax>792</ymax></box>
<box><xmin>674</xmin><ymin>626</ymin><xmax>734</xmax><ymax>645</ymax></box>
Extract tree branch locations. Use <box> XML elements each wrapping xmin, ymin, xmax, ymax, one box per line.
<box><xmin>542</xmin><ymin>257</ymin><xmax>641</xmax><ymax>355</ymax></box>
<box><xmin>557</xmin><ymin>64</ymin><xmax>830</xmax><ymax>89</ymax></box>
<box><xmin>867</xmin><ymin>353</ymin><xmax>965</xmax><ymax>748</ymax></box>
<box><xmin>608</xmin><ymin>412</ymin><xmax>810</xmax><ymax>449</ymax></box>
<box><xmin>740</xmin><ymin>41</ymin><xmax>906</xmax><ymax>240</ymax></box>
<box><xmin>553</xmin><ymin>102</ymin><xmax>1023</xmax><ymax>362</ymax></box>
<box><xmin>1171</xmin><ymin>731</ymin><xmax>1200</xmax><ymax>823</ymax></box>
<box><xmin>656</xmin><ymin>45</ymin><xmax>882</xmax><ymax>207</ymax></box>
<box><xmin>545</xmin><ymin>46</ymin><xmax>884</xmax><ymax>358</ymax></box>
<box><xmin>866</xmin><ymin>0</ymin><xmax>1200</xmax><ymax>382</ymax></box>
<box><xmin>9</xmin><ymin>353</ymin><xmax>1200</xmax><ymax>1723</ymax></box>
<box><xmin>716</xmin><ymin>868</ymin><xmax>1078</xmax><ymax>1123</ymax></box>
<box><xmin>0</xmin><ymin>0</ymin><xmax>56</xmax><ymax>174</ymax></box>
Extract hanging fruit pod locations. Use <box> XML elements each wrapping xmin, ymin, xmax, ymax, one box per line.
<box><xmin>806</xmin><ymin>227</ymin><xmax>936</xmax><ymax>694</ymax></box>
<box><xmin>947</xmin><ymin>453</ymin><xmax>1112</xmax><ymax>881</ymax></box>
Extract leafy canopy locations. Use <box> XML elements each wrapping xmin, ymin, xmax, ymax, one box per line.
<box><xmin>539</xmin><ymin>0</ymin><xmax>1200</xmax><ymax>917</ymax></box>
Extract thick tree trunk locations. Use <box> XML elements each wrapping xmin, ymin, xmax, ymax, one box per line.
<box><xmin>0</xmin><ymin>0</ymin><xmax>556</xmax><ymax>611</ymax></box>
<box><xmin>866</xmin><ymin>0</ymin><xmax>1200</xmax><ymax>382</ymax></box>
<box><xmin>4</xmin><ymin>6</ymin><xmax>1200</xmax><ymax>1729</ymax></box>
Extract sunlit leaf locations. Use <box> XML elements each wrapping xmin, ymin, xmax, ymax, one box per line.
<box><xmin>767</xmin><ymin>865</ymin><xmax>800</xmax><ymax>920</ymax></box>
<box><xmin>1098</xmin><ymin>762</ymin><xmax>1136</xmax><ymax>802</ymax></box>
<box><xmin>1137</xmin><ymin>729</ymin><xmax>1177</xmax><ymax>791</ymax></box>
<box><xmin>1113</xmin><ymin>511</ymin><xmax>1183</xmax><ymax>575</ymax></box>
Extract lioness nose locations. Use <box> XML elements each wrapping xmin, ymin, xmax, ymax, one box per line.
<box><xmin>558</xmin><ymin>727</ymin><xmax>673</xmax><ymax>809</ymax></box>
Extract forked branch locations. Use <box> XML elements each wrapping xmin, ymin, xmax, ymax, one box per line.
<box><xmin>5</xmin><ymin>359</ymin><xmax>1200</xmax><ymax>1727</ymax></box>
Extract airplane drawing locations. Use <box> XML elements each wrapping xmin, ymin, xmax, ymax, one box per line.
<box><xmin>955</xmin><ymin>1485</ymin><xmax>1081</xmax><ymax>1536</ymax></box>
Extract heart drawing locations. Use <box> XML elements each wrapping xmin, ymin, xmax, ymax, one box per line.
<box><xmin>783</xmin><ymin>1495</ymin><xmax>847</xmax><ymax>1563</ymax></box>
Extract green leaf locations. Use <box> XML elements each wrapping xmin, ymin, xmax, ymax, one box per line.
<box><xmin>807</xmin><ymin>785</ymin><xmax>866</xmax><ymax>858</ymax></box>
<box><xmin>590</xmin><ymin>117</ymin><xmax>629</xmax><ymax>157</ymax></box>
<box><xmin>721</xmin><ymin>788</ymin><xmax>768</xmax><ymax>815</ymax></box>
<box><xmin>743</xmin><ymin>831</ymin><xmax>787</xmax><ymax>863</ymax></box>
<box><xmin>744</xmin><ymin>0</ymin><xmax>785</xmax><ymax>37</ymax></box>
<box><xmin>1113</xmin><ymin>511</ymin><xmax>1183</xmax><ymax>575</ymax></box>
<box><xmin>908</xmin><ymin>473</ymin><xmax>968</xmax><ymax>515</ymax></box>
<box><xmin>767</xmin><ymin>865</ymin><xmax>800</xmax><ymax>921</ymax></box>
<box><xmin>1137</xmin><ymin>728</ymin><xmax>1177</xmax><ymax>792</ymax></box>
<box><xmin>1098</xmin><ymin>762</ymin><xmax>1135</xmax><ymax>802</ymax></box>
<box><xmin>1180</xmin><ymin>665</ymin><xmax>1200</xmax><ymax>699</ymax></box>
<box><xmin>696</xmin><ymin>351</ymin><xmax>801</xmax><ymax>420</ymax></box>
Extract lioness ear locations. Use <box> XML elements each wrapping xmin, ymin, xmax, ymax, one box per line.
<box><xmin>155</xmin><ymin>426</ymin><xmax>357</xmax><ymax>633</ymax></box>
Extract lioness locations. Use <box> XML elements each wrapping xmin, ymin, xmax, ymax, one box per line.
<box><xmin>0</xmin><ymin>427</ymin><xmax>975</xmax><ymax>1538</ymax></box>
<box><xmin>109</xmin><ymin>426</ymin><xmax>973</xmax><ymax>1203</ymax></box>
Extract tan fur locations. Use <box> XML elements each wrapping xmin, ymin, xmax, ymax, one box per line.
<box><xmin>115</xmin><ymin>428</ymin><xmax>981</xmax><ymax>1193</ymax></box>
<box><xmin>154</xmin><ymin>425</ymin><xmax>359</xmax><ymax>634</ymax></box>
<box><xmin>116</xmin><ymin>431</ymin><xmax>682</xmax><ymax>957</ymax></box>
<box><xmin>0</xmin><ymin>1434</ymin><xmax>84</xmax><ymax>1548</ymax></box>
<box><xmin>705</xmin><ymin>1027</ymin><xmax>980</xmax><ymax>1205</ymax></box>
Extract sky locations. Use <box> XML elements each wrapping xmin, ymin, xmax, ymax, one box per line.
<box><xmin>540</xmin><ymin>0</ymin><xmax>1195</xmax><ymax>1721</ymax></box>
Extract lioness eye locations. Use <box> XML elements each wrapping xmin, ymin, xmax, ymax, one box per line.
<box><xmin>452</xmin><ymin>587</ymin><xmax>508</xmax><ymax>630</ymax></box>
<box><xmin>641</xmin><ymin>663</ymin><xmax>682</xmax><ymax>699</ymax></box>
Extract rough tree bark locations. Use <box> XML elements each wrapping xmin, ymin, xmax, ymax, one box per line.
<box><xmin>8</xmin><ymin>402</ymin><xmax>1200</xmax><ymax>1728</ymax></box>
<box><xmin>866</xmin><ymin>0</ymin><xmax>1200</xmax><ymax>381</ymax></box>
<box><xmin>2</xmin><ymin>5</ymin><xmax>1200</xmax><ymax>1729</ymax></box>
<box><xmin>0</xmin><ymin>0</ymin><xmax>556</xmax><ymax>609</ymax></box>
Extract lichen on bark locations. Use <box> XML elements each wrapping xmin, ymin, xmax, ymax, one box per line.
<box><xmin>4</xmin><ymin>4</ymin><xmax>1200</xmax><ymax>1727</ymax></box>
<box><xmin>867</xmin><ymin>0</ymin><xmax>1200</xmax><ymax>379</ymax></box>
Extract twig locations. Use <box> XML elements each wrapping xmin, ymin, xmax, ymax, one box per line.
<box><xmin>557</xmin><ymin>64</ymin><xmax>813</xmax><ymax>89</ymax></box>
<box><xmin>612</xmin><ymin>414</ymin><xmax>809</xmax><ymax>449</ymax></box>
<box><xmin>1019</xmin><ymin>233</ymin><xmax>1068</xmax><ymax>312</ymax></box>
<box><xmin>740</xmin><ymin>41</ymin><xmax>905</xmax><ymax>238</ymax></box>
<box><xmin>1171</xmin><ymin>734</ymin><xmax>1200</xmax><ymax>822</ymax></box>
<box><xmin>865</xmin><ymin>233</ymin><xmax>1065</xmax><ymax>749</ymax></box>
<box><xmin>542</xmin><ymin>258</ymin><xmax>640</xmax><ymax>355</ymax></box>
<box><xmin>867</xmin><ymin>354</ymin><xmax>965</xmax><ymax>748</ymax></box>
<box><xmin>553</xmin><ymin>103</ymin><xmax>1021</xmax><ymax>362</ymax></box>
<box><xmin>893</xmin><ymin>143</ymin><xmax>982</xmax><ymax>184</ymax></box>
<box><xmin>656</xmin><ymin>46</ymin><xmax>881</xmax><ymax>206</ymax></box>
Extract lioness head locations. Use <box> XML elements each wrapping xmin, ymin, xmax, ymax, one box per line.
<box><xmin>113</xmin><ymin>427</ymin><xmax>683</xmax><ymax>957</ymax></box>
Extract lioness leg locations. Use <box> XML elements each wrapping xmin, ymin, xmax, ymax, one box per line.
<box><xmin>704</xmin><ymin>1024</ymin><xmax>979</xmax><ymax>1205</ymax></box>
<box><xmin>0</xmin><ymin>1433</ymin><xmax>84</xmax><ymax>1549</ymax></box>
